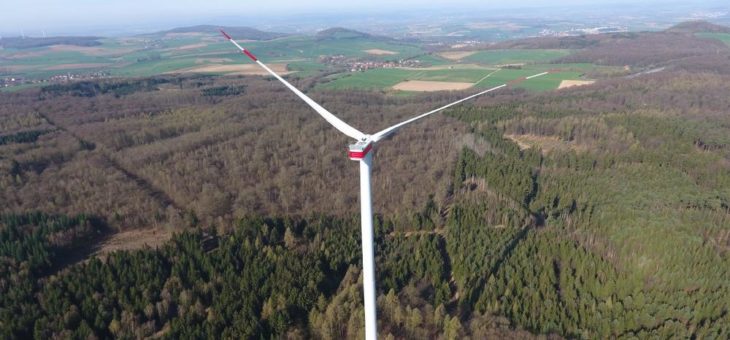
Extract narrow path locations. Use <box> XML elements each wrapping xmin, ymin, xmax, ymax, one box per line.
<box><xmin>473</xmin><ymin>69</ymin><xmax>501</xmax><ymax>86</ymax></box>
<box><xmin>37</xmin><ymin>112</ymin><xmax>96</xmax><ymax>150</ymax></box>
<box><xmin>99</xmin><ymin>154</ymin><xmax>184</xmax><ymax>211</ymax></box>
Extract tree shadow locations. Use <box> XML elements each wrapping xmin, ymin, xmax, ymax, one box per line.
<box><xmin>45</xmin><ymin>216</ymin><xmax>115</xmax><ymax>276</ymax></box>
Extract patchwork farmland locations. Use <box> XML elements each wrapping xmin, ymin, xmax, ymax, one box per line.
<box><xmin>2</xmin><ymin>26</ymin><xmax>603</xmax><ymax>94</ymax></box>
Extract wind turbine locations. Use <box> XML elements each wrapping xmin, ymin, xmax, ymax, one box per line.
<box><xmin>220</xmin><ymin>29</ymin><xmax>547</xmax><ymax>340</ymax></box>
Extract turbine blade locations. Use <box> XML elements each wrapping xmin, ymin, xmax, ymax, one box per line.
<box><xmin>371</xmin><ymin>71</ymin><xmax>549</xmax><ymax>142</ymax></box>
<box><xmin>220</xmin><ymin>29</ymin><xmax>366</xmax><ymax>141</ymax></box>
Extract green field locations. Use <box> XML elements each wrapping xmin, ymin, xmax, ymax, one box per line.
<box><xmin>243</xmin><ymin>36</ymin><xmax>425</xmax><ymax>61</ymax></box>
<box><xmin>464</xmin><ymin>49</ymin><xmax>571</xmax><ymax>64</ymax></box>
<box><xmin>474</xmin><ymin>68</ymin><xmax>586</xmax><ymax>91</ymax></box>
<box><xmin>696</xmin><ymin>32</ymin><xmax>730</xmax><ymax>47</ymax></box>
<box><xmin>414</xmin><ymin>53</ymin><xmax>453</xmax><ymax>66</ymax></box>
<box><xmin>318</xmin><ymin>69</ymin><xmax>420</xmax><ymax>90</ymax></box>
<box><xmin>318</xmin><ymin>65</ymin><xmax>588</xmax><ymax>93</ymax></box>
<box><xmin>472</xmin><ymin>68</ymin><xmax>542</xmax><ymax>88</ymax></box>
<box><xmin>317</xmin><ymin>67</ymin><xmax>501</xmax><ymax>90</ymax></box>
<box><xmin>518</xmin><ymin>71</ymin><xmax>585</xmax><ymax>91</ymax></box>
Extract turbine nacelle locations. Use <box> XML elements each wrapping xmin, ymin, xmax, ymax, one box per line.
<box><xmin>348</xmin><ymin>138</ymin><xmax>373</xmax><ymax>161</ymax></box>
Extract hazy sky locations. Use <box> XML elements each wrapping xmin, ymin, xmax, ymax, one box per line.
<box><xmin>0</xmin><ymin>0</ymin><xmax>725</xmax><ymax>35</ymax></box>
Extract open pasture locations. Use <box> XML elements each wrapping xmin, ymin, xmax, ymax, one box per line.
<box><xmin>317</xmin><ymin>68</ymin><xmax>491</xmax><ymax>90</ymax></box>
<box><xmin>319</xmin><ymin>64</ymin><xmax>590</xmax><ymax>93</ymax></box>
<box><xmin>464</xmin><ymin>49</ymin><xmax>571</xmax><ymax>65</ymax></box>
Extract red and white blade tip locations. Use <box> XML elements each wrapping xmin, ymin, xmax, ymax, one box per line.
<box><xmin>219</xmin><ymin>29</ymin><xmax>258</xmax><ymax>62</ymax></box>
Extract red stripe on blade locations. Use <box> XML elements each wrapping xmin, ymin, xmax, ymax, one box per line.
<box><xmin>243</xmin><ymin>50</ymin><xmax>258</xmax><ymax>61</ymax></box>
<box><xmin>219</xmin><ymin>29</ymin><xmax>231</xmax><ymax>40</ymax></box>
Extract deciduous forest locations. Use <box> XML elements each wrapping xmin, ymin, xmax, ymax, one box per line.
<box><xmin>1</xmin><ymin>22</ymin><xmax>729</xmax><ymax>339</ymax></box>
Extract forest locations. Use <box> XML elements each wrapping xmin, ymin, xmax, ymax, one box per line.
<box><xmin>1</xmin><ymin>22</ymin><xmax>729</xmax><ymax>338</ymax></box>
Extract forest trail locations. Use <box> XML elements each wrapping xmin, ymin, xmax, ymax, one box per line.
<box><xmin>387</xmin><ymin>228</ymin><xmax>445</xmax><ymax>238</ymax></box>
<box><xmin>37</xmin><ymin>111</ymin><xmax>185</xmax><ymax>214</ymax></box>
<box><xmin>98</xmin><ymin>154</ymin><xmax>184</xmax><ymax>212</ymax></box>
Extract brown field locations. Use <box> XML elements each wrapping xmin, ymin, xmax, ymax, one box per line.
<box><xmin>95</xmin><ymin>227</ymin><xmax>173</xmax><ymax>255</ymax></box>
<box><xmin>195</xmin><ymin>58</ymin><xmax>233</xmax><ymax>64</ymax></box>
<box><xmin>177</xmin><ymin>63</ymin><xmax>291</xmax><ymax>75</ymax></box>
<box><xmin>505</xmin><ymin>134</ymin><xmax>586</xmax><ymax>154</ymax></box>
<box><xmin>393</xmin><ymin>80</ymin><xmax>474</xmax><ymax>92</ymax></box>
<box><xmin>4</xmin><ymin>50</ymin><xmax>50</xmax><ymax>59</ymax></box>
<box><xmin>363</xmin><ymin>49</ymin><xmax>398</xmax><ymax>55</ymax></box>
<box><xmin>504</xmin><ymin>134</ymin><xmax>536</xmax><ymax>150</ymax></box>
<box><xmin>438</xmin><ymin>51</ymin><xmax>477</xmax><ymax>60</ymax></box>
<box><xmin>558</xmin><ymin>79</ymin><xmax>596</xmax><ymax>89</ymax></box>
<box><xmin>44</xmin><ymin>63</ymin><xmax>113</xmax><ymax>71</ymax></box>
<box><xmin>172</xmin><ymin>43</ymin><xmax>208</xmax><ymax>51</ymax></box>
<box><xmin>50</xmin><ymin>44</ymin><xmax>107</xmax><ymax>53</ymax></box>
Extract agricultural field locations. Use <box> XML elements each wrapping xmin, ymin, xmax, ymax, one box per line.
<box><xmin>0</xmin><ymin>29</ymin><xmax>427</xmax><ymax>81</ymax></box>
<box><xmin>318</xmin><ymin>67</ymin><xmax>497</xmax><ymax>90</ymax></box>
<box><xmin>462</xmin><ymin>49</ymin><xmax>571</xmax><ymax>64</ymax></box>
<box><xmin>2</xmin><ymin>26</ymin><xmax>603</xmax><ymax>94</ymax></box>
<box><xmin>315</xmin><ymin>47</ymin><xmax>597</xmax><ymax>93</ymax></box>
<box><xmin>319</xmin><ymin>64</ymin><xmax>591</xmax><ymax>93</ymax></box>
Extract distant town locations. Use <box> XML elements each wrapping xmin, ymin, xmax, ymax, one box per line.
<box><xmin>319</xmin><ymin>55</ymin><xmax>424</xmax><ymax>72</ymax></box>
<box><xmin>1</xmin><ymin>71</ymin><xmax>110</xmax><ymax>88</ymax></box>
<box><xmin>539</xmin><ymin>26</ymin><xmax>629</xmax><ymax>37</ymax></box>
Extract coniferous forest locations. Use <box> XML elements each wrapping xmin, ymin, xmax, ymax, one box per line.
<box><xmin>1</xmin><ymin>23</ymin><xmax>730</xmax><ymax>339</ymax></box>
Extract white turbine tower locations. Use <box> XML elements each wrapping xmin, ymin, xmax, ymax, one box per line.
<box><xmin>220</xmin><ymin>29</ymin><xmax>547</xmax><ymax>340</ymax></box>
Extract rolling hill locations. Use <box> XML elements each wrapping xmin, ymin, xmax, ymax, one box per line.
<box><xmin>152</xmin><ymin>25</ymin><xmax>288</xmax><ymax>40</ymax></box>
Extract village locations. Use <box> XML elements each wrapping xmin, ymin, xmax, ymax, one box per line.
<box><xmin>1</xmin><ymin>71</ymin><xmax>110</xmax><ymax>89</ymax></box>
<box><xmin>319</xmin><ymin>54</ymin><xmax>424</xmax><ymax>72</ymax></box>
